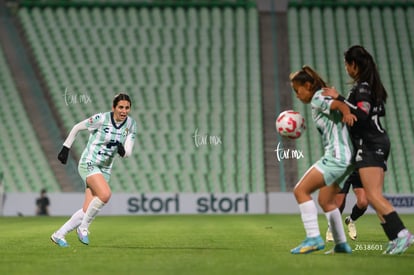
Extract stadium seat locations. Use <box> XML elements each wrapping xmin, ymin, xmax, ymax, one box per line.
<box><xmin>0</xmin><ymin>45</ymin><xmax>60</xmax><ymax>192</ymax></box>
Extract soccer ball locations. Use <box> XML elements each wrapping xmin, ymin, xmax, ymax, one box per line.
<box><xmin>275</xmin><ymin>110</ymin><xmax>305</xmax><ymax>139</ymax></box>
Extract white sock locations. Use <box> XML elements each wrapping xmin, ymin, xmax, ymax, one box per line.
<box><xmin>79</xmin><ymin>197</ymin><xmax>105</xmax><ymax>230</ymax></box>
<box><xmin>56</xmin><ymin>208</ymin><xmax>85</xmax><ymax>237</ymax></box>
<box><xmin>325</xmin><ymin>208</ymin><xmax>346</xmax><ymax>244</ymax></box>
<box><xmin>299</xmin><ymin>200</ymin><xmax>320</xmax><ymax>238</ymax></box>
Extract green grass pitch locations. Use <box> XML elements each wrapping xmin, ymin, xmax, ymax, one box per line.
<box><xmin>1</xmin><ymin>214</ymin><xmax>414</xmax><ymax>275</ymax></box>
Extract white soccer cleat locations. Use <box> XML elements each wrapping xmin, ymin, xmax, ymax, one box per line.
<box><xmin>386</xmin><ymin>232</ymin><xmax>414</xmax><ymax>255</ymax></box>
<box><xmin>345</xmin><ymin>216</ymin><xmax>357</xmax><ymax>240</ymax></box>
<box><xmin>77</xmin><ymin>227</ymin><xmax>90</xmax><ymax>245</ymax></box>
<box><xmin>51</xmin><ymin>232</ymin><xmax>69</xmax><ymax>247</ymax></box>
<box><xmin>326</xmin><ymin>227</ymin><xmax>334</xmax><ymax>242</ymax></box>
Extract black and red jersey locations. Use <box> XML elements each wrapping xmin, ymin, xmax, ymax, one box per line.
<box><xmin>344</xmin><ymin>82</ymin><xmax>388</xmax><ymax>144</ymax></box>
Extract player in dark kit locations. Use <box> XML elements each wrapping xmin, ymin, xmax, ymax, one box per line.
<box><xmin>323</xmin><ymin>45</ymin><xmax>413</xmax><ymax>255</ymax></box>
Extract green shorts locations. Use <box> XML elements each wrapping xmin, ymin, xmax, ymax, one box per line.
<box><xmin>78</xmin><ymin>161</ymin><xmax>111</xmax><ymax>185</ymax></box>
<box><xmin>314</xmin><ymin>157</ymin><xmax>353</xmax><ymax>187</ymax></box>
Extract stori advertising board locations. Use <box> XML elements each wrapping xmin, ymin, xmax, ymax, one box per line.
<box><xmin>2</xmin><ymin>193</ymin><xmax>414</xmax><ymax>216</ymax></box>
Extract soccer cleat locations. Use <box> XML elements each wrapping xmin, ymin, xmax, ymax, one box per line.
<box><xmin>291</xmin><ymin>236</ymin><xmax>325</xmax><ymax>254</ymax></box>
<box><xmin>345</xmin><ymin>216</ymin><xmax>357</xmax><ymax>240</ymax></box>
<box><xmin>326</xmin><ymin>227</ymin><xmax>334</xmax><ymax>242</ymax></box>
<box><xmin>383</xmin><ymin>240</ymin><xmax>397</xmax><ymax>254</ymax></box>
<box><xmin>324</xmin><ymin>242</ymin><xmax>352</xmax><ymax>254</ymax></box>
<box><xmin>334</xmin><ymin>242</ymin><xmax>352</xmax><ymax>253</ymax></box>
<box><xmin>51</xmin><ymin>232</ymin><xmax>69</xmax><ymax>247</ymax></box>
<box><xmin>77</xmin><ymin>227</ymin><xmax>90</xmax><ymax>245</ymax></box>
<box><xmin>386</xmin><ymin>233</ymin><xmax>414</xmax><ymax>255</ymax></box>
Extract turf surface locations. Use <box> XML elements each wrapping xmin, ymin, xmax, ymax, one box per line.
<box><xmin>1</xmin><ymin>214</ymin><xmax>413</xmax><ymax>275</ymax></box>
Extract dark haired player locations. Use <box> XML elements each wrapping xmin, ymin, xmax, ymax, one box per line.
<box><xmin>51</xmin><ymin>93</ymin><xmax>136</xmax><ymax>247</ymax></box>
<box><xmin>324</xmin><ymin>45</ymin><xmax>413</xmax><ymax>254</ymax></box>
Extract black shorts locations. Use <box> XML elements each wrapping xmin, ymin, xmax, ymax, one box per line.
<box><xmin>353</xmin><ymin>137</ymin><xmax>390</xmax><ymax>171</ymax></box>
<box><xmin>339</xmin><ymin>170</ymin><xmax>363</xmax><ymax>194</ymax></box>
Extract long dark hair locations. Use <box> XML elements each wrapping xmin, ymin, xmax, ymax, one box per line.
<box><xmin>344</xmin><ymin>45</ymin><xmax>388</xmax><ymax>103</ymax></box>
<box><xmin>290</xmin><ymin>65</ymin><xmax>328</xmax><ymax>92</ymax></box>
<box><xmin>113</xmin><ymin>93</ymin><xmax>132</xmax><ymax>108</ymax></box>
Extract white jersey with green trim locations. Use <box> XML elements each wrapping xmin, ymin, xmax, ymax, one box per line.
<box><xmin>80</xmin><ymin>112</ymin><xmax>137</xmax><ymax>168</ymax></box>
<box><xmin>311</xmin><ymin>90</ymin><xmax>353</xmax><ymax>164</ymax></box>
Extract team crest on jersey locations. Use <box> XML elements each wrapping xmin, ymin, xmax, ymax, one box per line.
<box><xmin>122</xmin><ymin>128</ymin><xmax>129</xmax><ymax>137</ymax></box>
<box><xmin>89</xmin><ymin>114</ymin><xmax>100</xmax><ymax>124</ymax></box>
<box><xmin>357</xmin><ymin>101</ymin><xmax>371</xmax><ymax>114</ymax></box>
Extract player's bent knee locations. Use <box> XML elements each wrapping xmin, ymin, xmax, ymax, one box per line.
<box><xmin>99</xmin><ymin>192</ymin><xmax>111</xmax><ymax>203</ymax></box>
<box><xmin>358</xmin><ymin>198</ymin><xmax>369</xmax><ymax>209</ymax></box>
<box><xmin>319</xmin><ymin>203</ymin><xmax>337</xmax><ymax>212</ymax></box>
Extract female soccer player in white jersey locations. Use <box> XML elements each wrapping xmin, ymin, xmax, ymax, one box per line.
<box><xmin>289</xmin><ymin>66</ymin><xmax>356</xmax><ymax>254</ymax></box>
<box><xmin>51</xmin><ymin>93</ymin><xmax>137</xmax><ymax>247</ymax></box>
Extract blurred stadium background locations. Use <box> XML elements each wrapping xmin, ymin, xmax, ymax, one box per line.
<box><xmin>0</xmin><ymin>0</ymin><xmax>413</xmax><ymax>213</ymax></box>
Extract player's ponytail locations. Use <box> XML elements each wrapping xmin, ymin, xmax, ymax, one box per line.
<box><xmin>344</xmin><ymin>45</ymin><xmax>388</xmax><ymax>104</ymax></box>
<box><xmin>302</xmin><ymin>66</ymin><xmax>328</xmax><ymax>91</ymax></box>
<box><xmin>290</xmin><ymin>65</ymin><xmax>328</xmax><ymax>93</ymax></box>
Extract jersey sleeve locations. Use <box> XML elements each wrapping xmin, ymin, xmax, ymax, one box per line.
<box><xmin>311</xmin><ymin>90</ymin><xmax>333</xmax><ymax>115</ymax></box>
<box><xmin>347</xmin><ymin>83</ymin><xmax>372</xmax><ymax>121</ymax></box>
<box><xmin>85</xmin><ymin>113</ymin><xmax>105</xmax><ymax>131</ymax></box>
<box><xmin>62</xmin><ymin>113</ymin><xmax>104</xmax><ymax>148</ymax></box>
<box><xmin>123</xmin><ymin>119</ymin><xmax>137</xmax><ymax>157</ymax></box>
<box><xmin>353</xmin><ymin>82</ymin><xmax>372</xmax><ymax>102</ymax></box>
<box><xmin>63</xmin><ymin>120</ymin><xmax>88</xmax><ymax>148</ymax></box>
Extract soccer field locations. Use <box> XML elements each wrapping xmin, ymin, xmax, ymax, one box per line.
<box><xmin>1</xmin><ymin>214</ymin><xmax>414</xmax><ymax>275</ymax></box>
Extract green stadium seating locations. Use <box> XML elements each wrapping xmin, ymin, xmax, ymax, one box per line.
<box><xmin>15</xmin><ymin>1</ymin><xmax>413</xmax><ymax>194</ymax></box>
<box><xmin>0</xmin><ymin>46</ymin><xmax>60</xmax><ymax>192</ymax></box>
<box><xmin>18</xmin><ymin>5</ymin><xmax>264</xmax><ymax>193</ymax></box>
